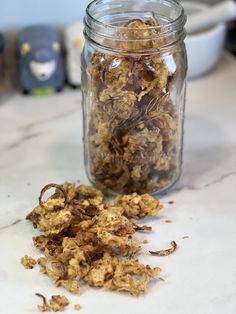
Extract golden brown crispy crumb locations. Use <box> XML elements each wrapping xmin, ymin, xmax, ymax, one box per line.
<box><xmin>102</xmin><ymin>258</ymin><xmax>161</xmax><ymax>296</ymax></box>
<box><xmin>182</xmin><ymin>236</ymin><xmax>189</xmax><ymax>239</ymax></box>
<box><xmin>21</xmin><ymin>255</ymin><xmax>37</xmax><ymax>269</ymax></box>
<box><xmin>35</xmin><ymin>293</ymin><xmax>69</xmax><ymax>312</ymax></box>
<box><xmin>74</xmin><ymin>304</ymin><xmax>81</xmax><ymax>311</ymax></box>
<box><xmin>35</xmin><ymin>293</ymin><xmax>50</xmax><ymax>312</ymax></box>
<box><xmin>26</xmin><ymin>182</ymin><xmax>162</xmax><ymax>297</ymax></box>
<box><xmin>115</xmin><ymin>193</ymin><xmax>163</xmax><ymax>218</ymax></box>
<box><xmin>142</xmin><ymin>240</ymin><xmax>149</xmax><ymax>244</ymax></box>
<box><xmin>49</xmin><ymin>295</ymin><xmax>69</xmax><ymax>312</ymax></box>
<box><xmin>164</xmin><ymin>219</ymin><xmax>172</xmax><ymax>224</ymax></box>
<box><xmin>149</xmin><ymin>241</ymin><xmax>177</xmax><ymax>256</ymax></box>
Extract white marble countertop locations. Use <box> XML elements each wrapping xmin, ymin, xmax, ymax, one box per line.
<box><xmin>0</xmin><ymin>52</ymin><xmax>236</xmax><ymax>314</ymax></box>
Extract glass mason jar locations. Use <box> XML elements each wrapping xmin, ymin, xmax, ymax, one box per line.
<box><xmin>82</xmin><ymin>0</ymin><xmax>187</xmax><ymax>195</ymax></box>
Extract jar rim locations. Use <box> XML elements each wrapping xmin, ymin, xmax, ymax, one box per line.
<box><xmin>84</xmin><ymin>0</ymin><xmax>186</xmax><ymax>52</ymax></box>
<box><xmin>86</xmin><ymin>0</ymin><xmax>186</xmax><ymax>35</ymax></box>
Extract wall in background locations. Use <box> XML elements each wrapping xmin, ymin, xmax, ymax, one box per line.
<box><xmin>0</xmin><ymin>0</ymin><xmax>222</xmax><ymax>31</ymax></box>
<box><xmin>0</xmin><ymin>0</ymin><xmax>90</xmax><ymax>31</ymax></box>
<box><xmin>0</xmin><ymin>0</ymin><xmax>90</xmax><ymax>70</ymax></box>
<box><xmin>0</xmin><ymin>0</ymin><xmax>222</xmax><ymax>71</ymax></box>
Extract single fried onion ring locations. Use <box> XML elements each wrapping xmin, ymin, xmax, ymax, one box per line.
<box><xmin>149</xmin><ymin>241</ymin><xmax>177</xmax><ymax>256</ymax></box>
<box><xmin>39</xmin><ymin>183</ymin><xmax>68</xmax><ymax>209</ymax></box>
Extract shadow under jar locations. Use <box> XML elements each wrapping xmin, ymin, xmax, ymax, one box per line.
<box><xmin>82</xmin><ymin>0</ymin><xmax>187</xmax><ymax>195</ymax></box>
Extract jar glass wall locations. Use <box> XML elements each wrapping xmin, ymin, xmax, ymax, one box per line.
<box><xmin>82</xmin><ymin>0</ymin><xmax>187</xmax><ymax>195</ymax></box>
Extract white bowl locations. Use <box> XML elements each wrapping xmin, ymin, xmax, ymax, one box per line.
<box><xmin>182</xmin><ymin>2</ymin><xmax>227</xmax><ymax>79</ymax></box>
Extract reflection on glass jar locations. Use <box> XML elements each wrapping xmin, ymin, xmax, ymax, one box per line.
<box><xmin>82</xmin><ymin>0</ymin><xmax>187</xmax><ymax>195</ymax></box>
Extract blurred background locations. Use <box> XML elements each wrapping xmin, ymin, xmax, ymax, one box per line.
<box><xmin>0</xmin><ymin>0</ymin><xmax>90</xmax><ymax>74</ymax></box>
<box><xmin>0</xmin><ymin>0</ymin><xmax>221</xmax><ymax>31</ymax></box>
<box><xmin>0</xmin><ymin>0</ymin><xmax>235</xmax><ymax>87</ymax></box>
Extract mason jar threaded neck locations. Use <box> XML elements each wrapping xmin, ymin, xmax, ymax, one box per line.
<box><xmin>84</xmin><ymin>0</ymin><xmax>186</xmax><ymax>53</ymax></box>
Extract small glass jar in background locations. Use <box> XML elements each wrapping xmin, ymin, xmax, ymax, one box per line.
<box><xmin>82</xmin><ymin>0</ymin><xmax>187</xmax><ymax>195</ymax></box>
<box><xmin>0</xmin><ymin>33</ymin><xmax>5</xmax><ymax>83</ymax></box>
